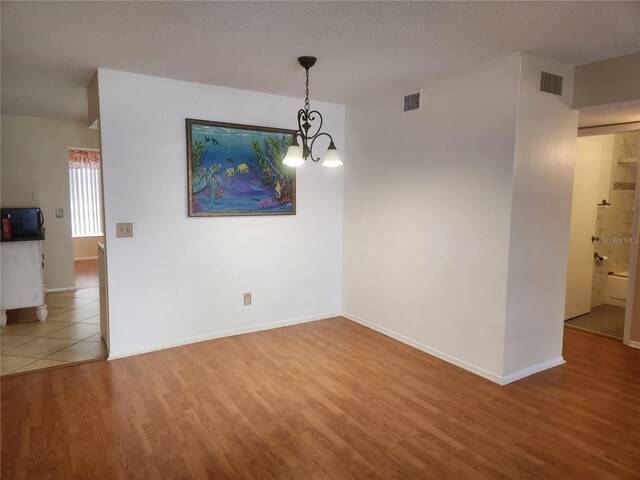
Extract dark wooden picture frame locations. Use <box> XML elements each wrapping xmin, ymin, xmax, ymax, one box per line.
<box><xmin>186</xmin><ymin>119</ymin><xmax>296</xmax><ymax>217</ymax></box>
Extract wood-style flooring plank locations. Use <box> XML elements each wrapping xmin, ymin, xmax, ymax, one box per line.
<box><xmin>2</xmin><ymin>318</ymin><xmax>639</xmax><ymax>479</ymax></box>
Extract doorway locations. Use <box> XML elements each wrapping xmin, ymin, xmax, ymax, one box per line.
<box><xmin>565</xmin><ymin>131</ymin><xmax>640</xmax><ymax>339</ymax></box>
<box><xmin>69</xmin><ymin>147</ymin><xmax>103</xmax><ymax>289</ymax></box>
<box><xmin>0</xmin><ymin>146</ymin><xmax>108</xmax><ymax>376</ymax></box>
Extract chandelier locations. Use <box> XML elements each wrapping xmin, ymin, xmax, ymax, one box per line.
<box><xmin>283</xmin><ymin>56</ymin><xmax>343</xmax><ymax>168</ymax></box>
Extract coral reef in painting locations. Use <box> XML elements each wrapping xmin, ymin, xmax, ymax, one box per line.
<box><xmin>188</xmin><ymin>122</ymin><xmax>295</xmax><ymax>216</ymax></box>
<box><xmin>251</xmin><ymin>136</ymin><xmax>294</xmax><ymax>206</ymax></box>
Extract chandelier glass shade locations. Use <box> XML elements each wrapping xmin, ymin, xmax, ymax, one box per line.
<box><xmin>283</xmin><ymin>56</ymin><xmax>343</xmax><ymax>168</ymax></box>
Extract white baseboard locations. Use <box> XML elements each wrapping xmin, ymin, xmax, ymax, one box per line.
<box><xmin>342</xmin><ymin>311</ymin><xmax>565</xmax><ymax>386</ymax></box>
<box><xmin>108</xmin><ymin>311</ymin><xmax>339</xmax><ymax>360</ymax></box>
<box><xmin>628</xmin><ymin>340</ymin><xmax>640</xmax><ymax>349</ymax></box>
<box><xmin>45</xmin><ymin>287</ymin><xmax>78</xmax><ymax>293</ymax></box>
<box><xmin>74</xmin><ymin>256</ymin><xmax>98</xmax><ymax>261</ymax></box>
<box><xmin>342</xmin><ymin>311</ymin><xmax>504</xmax><ymax>385</ymax></box>
<box><xmin>501</xmin><ymin>356</ymin><xmax>565</xmax><ymax>385</ymax></box>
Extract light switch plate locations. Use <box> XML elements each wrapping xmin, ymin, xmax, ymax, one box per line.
<box><xmin>55</xmin><ymin>208</ymin><xmax>64</xmax><ymax>218</ymax></box>
<box><xmin>116</xmin><ymin>223</ymin><xmax>133</xmax><ymax>238</ymax></box>
<box><xmin>243</xmin><ymin>292</ymin><xmax>252</xmax><ymax>306</ymax></box>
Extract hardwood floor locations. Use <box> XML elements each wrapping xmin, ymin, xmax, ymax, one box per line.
<box><xmin>1</xmin><ymin>318</ymin><xmax>639</xmax><ymax>479</ymax></box>
<box><xmin>74</xmin><ymin>259</ymin><xmax>99</xmax><ymax>288</ymax></box>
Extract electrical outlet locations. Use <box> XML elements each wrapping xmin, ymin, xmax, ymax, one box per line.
<box><xmin>55</xmin><ymin>208</ymin><xmax>64</xmax><ymax>218</ymax></box>
<box><xmin>243</xmin><ymin>292</ymin><xmax>252</xmax><ymax>306</ymax></box>
<box><xmin>116</xmin><ymin>222</ymin><xmax>133</xmax><ymax>238</ymax></box>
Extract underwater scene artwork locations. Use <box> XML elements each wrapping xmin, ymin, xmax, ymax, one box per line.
<box><xmin>186</xmin><ymin>119</ymin><xmax>295</xmax><ymax>216</ymax></box>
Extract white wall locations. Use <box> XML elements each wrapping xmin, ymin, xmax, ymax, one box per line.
<box><xmin>565</xmin><ymin>135</ymin><xmax>613</xmax><ymax>316</ymax></box>
<box><xmin>502</xmin><ymin>55</ymin><xmax>578</xmax><ymax>380</ymax></box>
<box><xmin>97</xmin><ymin>69</ymin><xmax>345</xmax><ymax>358</ymax></box>
<box><xmin>591</xmin><ymin>133</ymin><xmax>637</xmax><ymax>307</ymax></box>
<box><xmin>343</xmin><ymin>55</ymin><xmax>522</xmax><ymax>381</ymax></box>
<box><xmin>73</xmin><ymin>236</ymin><xmax>103</xmax><ymax>259</ymax></box>
<box><xmin>1</xmin><ymin>115</ymin><xmax>100</xmax><ymax>290</ymax></box>
<box><xmin>573</xmin><ymin>52</ymin><xmax>640</xmax><ymax>109</ymax></box>
<box><xmin>343</xmin><ymin>54</ymin><xmax>578</xmax><ymax>384</ymax></box>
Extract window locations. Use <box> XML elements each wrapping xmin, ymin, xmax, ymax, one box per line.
<box><xmin>68</xmin><ymin>148</ymin><xmax>103</xmax><ymax>237</ymax></box>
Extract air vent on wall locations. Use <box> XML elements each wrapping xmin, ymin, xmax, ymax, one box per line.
<box><xmin>403</xmin><ymin>91</ymin><xmax>421</xmax><ymax>112</ymax></box>
<box><xmin>540</xmin><ymin>71</ymin><xmax>563</xmax><ymax>96</ymax></box>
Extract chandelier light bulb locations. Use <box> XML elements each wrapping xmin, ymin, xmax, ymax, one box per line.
<box><xmin>321</xmin><ymin>142</ymin><xmax>343</xmax><ymax>168</ymax></box>
<box><xmin>283</xmin><ymin>138</ymin><xmax>305</xmax><ymax>167</ymax></box>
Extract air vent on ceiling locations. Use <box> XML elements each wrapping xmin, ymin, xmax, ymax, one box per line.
<box><xmin>540</xmin><ymin>71</ymin><xmax>563</xmax><ymax>96</ymax></box>
<box><xmin>403</xmin><ymin>91</ymin><xmax>421</xmax><ymax>112</ymax></box>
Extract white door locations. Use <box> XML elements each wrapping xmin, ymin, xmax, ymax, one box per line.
<box><xmin>565</xmin><ymin>136</ymin><xmax>613</xmax><ymax>319</ymax></box>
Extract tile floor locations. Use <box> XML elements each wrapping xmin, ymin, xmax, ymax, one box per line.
<box><xmin>565</xmin><ymin>304</ymin><xmax>625</xmax><ymax>338</ymax></box>
<box><xmin>0</xmin><ymin>287</ymin><xmax>107</xmax><ymax>376</ymax></box>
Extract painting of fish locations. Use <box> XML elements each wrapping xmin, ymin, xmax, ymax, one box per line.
<box><xmin>186</xmin><ymin>119</ymin><xmax>296</xmax><ymax>217</ymax></box>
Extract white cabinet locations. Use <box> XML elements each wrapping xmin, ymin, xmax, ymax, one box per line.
<box><xmin>0</xmin><ymin>240</ymin><xmax>47</xmax><ymax>326</ymax></box>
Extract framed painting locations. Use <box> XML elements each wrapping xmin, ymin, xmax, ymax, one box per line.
<box><xmin>186</xmin><ymin>119</ymin><xmax>296</xmax><ymax>216</ymax></box>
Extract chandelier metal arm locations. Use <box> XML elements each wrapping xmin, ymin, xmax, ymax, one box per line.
<box><xmin>297</xmin><ymin>109</ymin><xmax>323</xmax><ymax>140</ymax></box>
<box><xmin>308</xmin><ymin>132</ymin><xmax>335</xmax><ymax>162</ymax></box>
<box><xmin>295</xmin><ymin>107</ymin><xmax>328</xmax><ymax>162</ymax></box>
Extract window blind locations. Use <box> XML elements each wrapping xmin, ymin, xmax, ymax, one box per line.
<box><xmin>68</xmin><ymin>149</ymin><xmax>103</xmax><ymax>237</ymax></box>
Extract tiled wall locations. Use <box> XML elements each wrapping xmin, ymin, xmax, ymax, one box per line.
<box><xmin>591</xmin><ymin>132</ymin><xmax>639</xmax><ymax>307</ymax></box>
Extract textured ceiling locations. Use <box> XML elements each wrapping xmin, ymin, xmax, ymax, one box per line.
<box><xmin>2</xmin><ymin>1</ymin><xmax>639</xmax><ymax>121</ymax></box>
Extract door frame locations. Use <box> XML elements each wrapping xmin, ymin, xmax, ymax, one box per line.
<box><xmin>623</xmin><ymin>159</ymin><xmax>640</xmax><ymax>345</ymax></box>
<box><xmin>576</xmin><ymin>125</ymin><xmax>640</xmax><ymax>345</ymax></box>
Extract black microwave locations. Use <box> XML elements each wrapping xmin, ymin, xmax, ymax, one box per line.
<box><xmin>1</xmin><ymin>208</ymin><xmax>44</xmax><ymax>237</ymax></box>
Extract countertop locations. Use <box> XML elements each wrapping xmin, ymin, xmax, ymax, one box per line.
<box><xmin>1</xmin><ymin>234</ymin><xmax>45</xmax><ymax>243</ymax></box>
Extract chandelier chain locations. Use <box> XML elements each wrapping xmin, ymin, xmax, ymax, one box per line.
<box><xmin>304</xmin><ymin>68</ymin><xmax>310</xmax><ymax>112</ymax></box>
